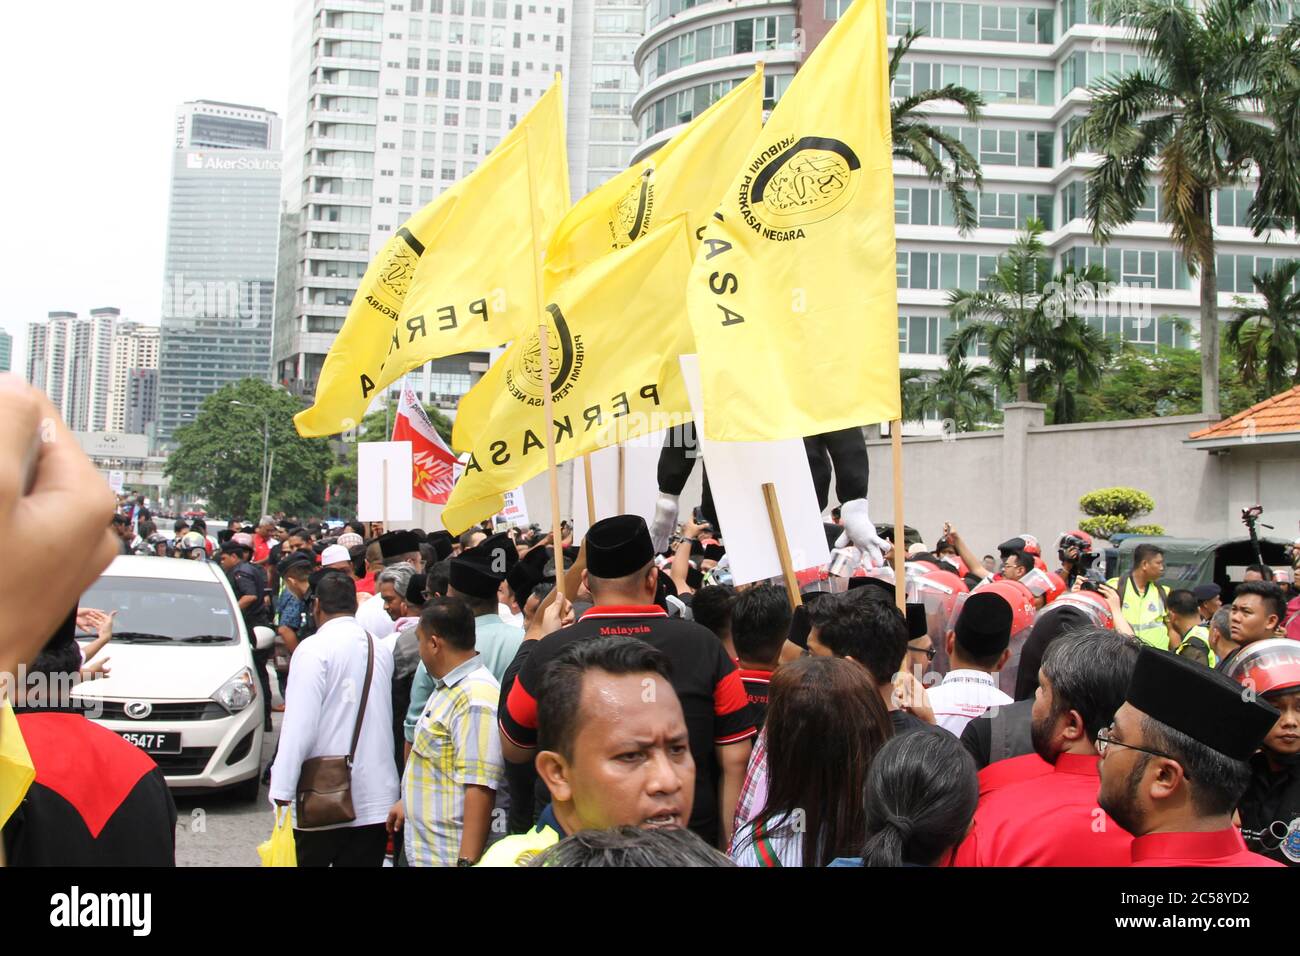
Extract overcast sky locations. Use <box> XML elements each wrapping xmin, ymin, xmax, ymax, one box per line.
<box><xmin>0</xmin><ymin>1</ymin><xmax>291</xmax><ymax>368</ymax></box>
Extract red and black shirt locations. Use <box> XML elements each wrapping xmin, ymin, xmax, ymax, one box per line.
<box><xmin>501</xmin><ymin>605</ymin><xmax>757</xmax><ymax>844</ymax></box>
<box><xmin>735</xmin><ymin>666</ymin><xmax>773</xmax><ymax>729</ymax></box>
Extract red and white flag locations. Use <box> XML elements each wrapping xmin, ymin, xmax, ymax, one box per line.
<box><xmin>392</xmin><ymin>385</ymin><xmax>458</xmax><ymax>504</ymax></box>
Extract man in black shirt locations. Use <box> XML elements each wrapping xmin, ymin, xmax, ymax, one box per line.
<box><xmin>730</xmin><ymin>584</ymin><xmax>792</xmax><ymax>729</ymax></box>
<box><xmin>499</xmin><ymin>515</ymin><xmax>757</xmax><ymax>847</ymax></box>
<box><xmin>221</xmin><ymin>540</ymin><xmax>273</xmax><ymax>731</ymax></box>
<box><xmin>808</xmin><ymin>592</ymin><xmax>933</xmax><ymax>736</ymax></box>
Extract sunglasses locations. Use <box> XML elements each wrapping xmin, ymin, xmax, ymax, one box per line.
<box><xmin>907</xmin><ymin>643</ymin><xmax>937</xmax><ymax>661</ymax></box>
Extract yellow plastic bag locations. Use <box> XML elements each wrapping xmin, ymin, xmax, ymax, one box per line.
<box><xmin>258</xmin><ymin>807</ymin><xmax>297</xmax><ymax>867</ymax></box>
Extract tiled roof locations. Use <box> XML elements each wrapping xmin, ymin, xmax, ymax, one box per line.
<box><xmin>1188</xmin><ymin>385</ymin><xmax>1300</xmax><ymax>439</ymax></box>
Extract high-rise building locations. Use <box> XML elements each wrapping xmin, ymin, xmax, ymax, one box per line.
<box><xmin>25</xmin><ymin>308</ymin><xmax>141</xmax><ymax>432</ymax></box>
<box><xmin>633</xmin><ymin>0</ymin><xmax>1299</xmax><ymax>402</ymax></box>
<box><xmin>157</xmin><ymin>100</ymin><xmax>282</xmax><ymax>446</ymax></box>
<box><xmin>272</xmin><ymin>0</ymin><xmax>579</xmax><ymax>412</ymax></box>
<box><xmin>0</xmin><ymin>330</ymin><xmax>11</xmax><ymax>373</ymax></box>
<box><xmin>108</xmin><ymin>324</ymin><xmax>161</xmax><ymax>433</ymax></box>
<box><xmin>125</xmin><ymin>369</ymin><xmax>160</xmax><ymax>435</ymax></box>
<box><xmin>566</xmin><ymin>0</ymin><xmax>641</xmax><ymax>197</ymax></box>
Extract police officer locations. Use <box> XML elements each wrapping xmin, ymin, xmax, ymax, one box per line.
<box><xmin>1106</xmin><ymin>543</ymin><xmax>1169</xmax><ymax>650</ymax></box>
<box><xmin>220</xmin><ymin>540</ymin><xmax>273</xmax><ymax>731</ymax></box>
<box><xmin>1169</xmin><ymin>588</ymin><xmax>1214</xmax><ymax>664</ymax></box>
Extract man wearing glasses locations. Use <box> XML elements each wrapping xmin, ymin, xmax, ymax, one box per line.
<box><xmin>1097</xmin><ymin>647</ymin><xmax>1284</xmax><ymax>867</ymax></box>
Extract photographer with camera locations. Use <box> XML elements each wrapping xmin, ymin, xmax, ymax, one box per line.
<box><xmin>1055</xmin><ymin>530</ymin><xmax>1096</xmax><ymax>588</ymax></box>
<box><xmin>1105</xmin><ymin>543</ymin><xmax>1169</xmax><ymax>650</ymax></box>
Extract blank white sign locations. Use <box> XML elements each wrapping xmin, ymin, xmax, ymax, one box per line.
<box><xmin>679</xmin><ymin>355</ymin><xmax>829</xmax><ymax>586</ymax></box>
<box><xmin>357</xmin><ymin>441</ymin><xmax>414</xmax><ymax>522</ymax></box>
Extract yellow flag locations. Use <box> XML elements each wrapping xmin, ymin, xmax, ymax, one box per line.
<box><xmin>686</xmin><ymin>0</ymin><xmax>899</xmax><ymax>441</ymax></box>
<box><xmin>295</xmin><ymin>81</ymin><xmax>569</xmax><ymax>437</ymax></box>
<box><xmin>442</xmin><ymin>218</ymin><xmax>694</xmax><ymax>533</ymax></box>
<box><xmin>544</xmin><ymin>67</ymin><xmax>763</xmax><ymax>287</ymax></box>
<box><xmin>0</xmin><ymin>699</ymin><xmax>35</xmax><ymax>831</ymax></box>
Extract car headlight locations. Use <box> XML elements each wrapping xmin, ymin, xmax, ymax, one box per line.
<box><xmin>213</xmin><ymin>667</ymin><xmax>256</xmax><ymax>713</ymax></box>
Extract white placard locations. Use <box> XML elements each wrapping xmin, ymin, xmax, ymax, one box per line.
<box><xmin>495</xmin><ymin>487</ymin><xmax>530</xmax><ymax>529</ymax></box>
<box><xmin>357</xmin><ymin>441</ymin><xmax>414</xmax><ymax>522</ymax></box>
<box><xmin>108</xmin><ymin>470</ymin><xmax>125</xmax><ymax>494</ymax></box>
<box><xmin>571</xmin><ymin>430</ymin><xmax>667</xmax><ymax>540</ymax></box>
<box><xmin>679</xmin><ymin>355</ymin><xmax>830</xmax><ymax>586</ymax></box>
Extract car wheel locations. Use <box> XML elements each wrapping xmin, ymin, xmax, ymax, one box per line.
<box><xmin>232</xmin><ymin>773</ymin><xmax>261</xmax><ymax>803</ymax></box>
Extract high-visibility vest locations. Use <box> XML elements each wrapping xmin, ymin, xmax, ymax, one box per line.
<box><xmin>1107</xmin><ymin>574</ymin><xmax>1169</xmax><ymax>649</ymax></box>
<box><xmin>1175</xmin><ymin>623</ymin><xmax>1217</xmax><ymax>668</ymax></box>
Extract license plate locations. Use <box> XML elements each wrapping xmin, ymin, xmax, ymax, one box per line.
<box><xmin>118</xmin><ymin>731</ymin><xmax>181</xmax><ymax>754</ymax></box>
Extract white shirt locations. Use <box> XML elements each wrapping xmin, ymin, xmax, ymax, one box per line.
<box><xmin>269</xmin><ymin>615</ymin><xmax>400</xmax><ymax>828</ymax></box>
<box><xmin>927</xmin><ymin>669</ymin><xmax>1013</xmax><ymax>738</ymax></box>
<box><xmin>497</xmin><ymin>603</ymin><xmax>524</xmax><ymax>629</ymax></box>
<box><xmin>356</xmin><ymin>588</ymin><xmax>396</xmax><ymax>640</ymax></box>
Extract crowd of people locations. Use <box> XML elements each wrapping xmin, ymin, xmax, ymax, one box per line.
<box><xmin>4</xmin><ymin>368</ymin><xmax>1300</xmax><ymax>869</ymax></box>
<box><xmin>113</xmin><ymin>498</ymin><xmax>1300</xmax><ymax>867</ymax></box>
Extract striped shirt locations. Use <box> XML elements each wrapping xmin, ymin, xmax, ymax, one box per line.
<box><xmin>402</xmin><ymin>655</ymin><xmax>504</xmax><ymax>867</ymax></box>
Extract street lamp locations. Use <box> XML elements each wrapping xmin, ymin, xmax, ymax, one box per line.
<box><xmin>230</xmin><ymin>401</ymin><xmax>271</xmax><ymax>518</ymax></box>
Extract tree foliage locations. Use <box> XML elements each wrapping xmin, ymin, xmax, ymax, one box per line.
<box><xmin>1225</xmin><ymin>260</ymin><xmax>1300</xmax><ymax>395</ymax></box>
<box><xmin>1073</xmin><ymin>346</ymin><xmax>1271</xmax><ymax>422</ymax></box>
<box><xmin>890</xmin><ymin>27</ymin><xmax>985</xmax><ymax>234</ymax></box>
<box><xmin>1074</xmin><ymin>0</ymin><xmax>1300</xmax><ymax>416</ymax></box>
<box><xmin>165</xmin><ymin>379</ymin><xmax>335</xmax><ymax>518</ymax></box>
<box><xmin>902</xmin><ymin>356</ymin><xmax>998</xmax><ymax>431</ymax></box>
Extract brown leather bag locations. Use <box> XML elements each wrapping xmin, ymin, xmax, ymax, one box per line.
<box><xmin>295</xmin><ymin>633</ymin><xmax>374</xmax><ymax>829</ymax></box>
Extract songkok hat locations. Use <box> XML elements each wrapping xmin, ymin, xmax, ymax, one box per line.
<box><xmin>404</xmin><ymin>572</ymin><xmax>428</xmax><ymax>606</ymax></box>
<box><xmin>320</xmin><ymin>544</ymin><xmax>351</xmax><ymax>567</ymax></box>
<box><xmin>954</xmin><ymin>590</ymin><xmax>1013</xmax><ymax>657</ymax></box>
<box><xmin>278</xmin><ymin>551</ymin><xmax>314</xmax><ymax>576</ymax></box>
<box><xmin>1125</xmin><ymin>646</ymin><xmax>1279</xmax><ymax>761</ymax></box>
<box><xmin>508</xmin><ymin>546</ymin><xmax>550</xmax><ymax>605</ymax></box>
<box><xmin>587</xmin><ymin>515</ymin><xmax>654</xmax><ymax>579</ymax></box>
<box><xmin>449</xmin><ymin>532</ymin><xmax>517</xmax><ymax>601</ymax></box>
<box><xmin>427</xmin><ymin>530</ymin><xmax>455</xmax><ymax>562</ymax></box>
<box><xmin>378</xmin><ymin>530</ymin><xmax>422</xmax><ymax>559</ymax></box>
<box><xmin>702</xmin><ymin>543</ymin><xmax>726</xmax><ymax>563</ymax></box>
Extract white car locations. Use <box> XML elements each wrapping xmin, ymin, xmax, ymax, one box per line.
<box><xmin>70</xmin><ymin>556</ymin><xmax>274</xmax><ymax>801</ymax></box>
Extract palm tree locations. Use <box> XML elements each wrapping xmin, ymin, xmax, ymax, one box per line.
<box><xmin>945</xmin><ymin>219</ymin><xmax>1112</xmax><ymax>402</ymax></box>
<box><xmin>1026</xmin><ymin>315</ymin><xmax>1116</xmax><ymax>424</ymax></box>
<box><xmin>1225</xmin><ymin>260</ymin><xmax>1300</xmax><ymax>394</ymax></box>
<box><xmin>890</xmin><ymin>27</ymin><xmax>985</xmax><ymax>234</ymax></box>
<box><xmin>909</xmin><ymin>356</ymin><xmax>998</xmax><ymax>431</ymax></box>
<box><xmin>1072</xmin><ymin>0</ymin><xmax>1296</xmax><ymax>417</ymax></box>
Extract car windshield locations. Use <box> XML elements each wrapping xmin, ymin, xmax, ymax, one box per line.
<box><xmin>77</xmin><ymin>577</ymin><xmax>238</xmax><ymax>644</ymax></box>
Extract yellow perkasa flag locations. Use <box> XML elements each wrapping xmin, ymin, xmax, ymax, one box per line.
<box><xmin>295</xmin><ymin>80</ymin><xmax>569</xmax><ymax>437</ymax></box>
<box><xmin>686</xmin><ymin>0</ymin><xmax>899</xmax><ymax>441</ymax></box>
<box><xmin>442</xmin><ymin>218</ymin><xmax>694</xmax><ymax>533</ymax></box>
<box><xmin>543</xmin><ymin>66</ymin><xmax>764</xmax><ymax>287</ymax></box>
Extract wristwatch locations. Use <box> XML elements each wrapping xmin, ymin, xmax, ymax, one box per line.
<box><xmin>457</xmin><ymin>857</ymin><xmax>475</xmax><ymax>867</ymax></box>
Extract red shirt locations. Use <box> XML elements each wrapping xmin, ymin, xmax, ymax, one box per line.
<box><xmin>954</xmin><ymin>752</ymin><xmax>1132</xmax><ymax>867</ymax></box>
<box><xmin>355</xmin><ymin>572</ymin><xmax>376</xmax><ymax>596</ymax></box>
<box><xmin>977</xmin><ymin>752</ymin><xmax>1052</xmax><ymax>798</ymax></box>
<box><xmin>1130</xmin><ymin>828</ymin><xmax>1286</xmax><ymax>867</ymax></box>
<box><xmin>253</xmin><ymin>534</ymin><xmax>271</xmax><ymax>565</ymax></box>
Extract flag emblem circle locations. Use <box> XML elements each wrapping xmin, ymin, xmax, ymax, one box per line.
<box><xmin>749</xmin><ymin>136</ymin><xmax>861</xmax><ymax>230</ymax></box>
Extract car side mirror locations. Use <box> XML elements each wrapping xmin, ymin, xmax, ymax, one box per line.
<box><xmin>252</xmin><ymin>626</ymin><xmax>276</xmax><ymax>652</ymax></box>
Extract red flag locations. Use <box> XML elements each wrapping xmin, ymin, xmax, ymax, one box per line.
<box><xmin>392</xmin><ymin>384</ymin><xmax>458</xmax><ymax>504</ymax></box>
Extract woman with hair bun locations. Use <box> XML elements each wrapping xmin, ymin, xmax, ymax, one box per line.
<box><xmin>831</xmin><ymin>731</ymin><xmax>979</xmax><ymax>867</ymax></box>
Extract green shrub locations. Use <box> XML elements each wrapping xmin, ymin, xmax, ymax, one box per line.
<box><xmin>1078</xmin><ymin>516</ymin><xmax>1129</xmax><ymax>539</ymax></box>
<box><xmin>1078</xmin><ymin>487</ymin><xmax>1155</xmax><ymax>521</ymax></box>
<box><xmin>1127</xmin><ymin>523</ymin><xmax>1167</xmax><ymax>536</ymax></box>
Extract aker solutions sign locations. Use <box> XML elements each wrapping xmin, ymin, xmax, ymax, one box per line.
<box><xmin>185</xmin><ymin>152</ymin><xmax>281</xmax><ymax>172</ymax></box>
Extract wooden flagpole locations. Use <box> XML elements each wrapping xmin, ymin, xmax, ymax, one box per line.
<box><xmin>617</xmin><ymin>444</ymin><xmax>626</xmax><ymax>513</ymax></box>
<box><xmin>890</xmin><ymin>420</ymin><xmax>905</xmax><ymax>613</ymax></box>
<box><xmin>762</xmin><ymin>482</ymin><xmax>803</xmax><ymax>609</ymax></box>
<box><xmin>582</xmin><ymin>454</ymin><xmax>597</xmax><ymax>525</ymax></box>
<box><xmin>525</xmin><ymin>125</ymin><xmax>565</xmax><ymax>602</ymax></box>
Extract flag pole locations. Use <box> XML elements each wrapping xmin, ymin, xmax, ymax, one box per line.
<box><xmin>890</xmin><ymin>420</ymin><xmax>905</xmax><ymax>613</ymax></box>
<box><xmin>617</xmin><ymin>444</ymin><xmax>626</xmax><ymax>514</ymax></box>
<box><xmin>582</xmin><ymin>454</ymin><xmax>597</xmax><ymax>525</ymax></box>
<box><xmin>525</xmin><ymin>125</ymin><xmax>566</xmax><ymax>602</ymax></box>
<box><xmin>762</xmin><ymin>482</ymin><xmax>803</xmax><ymax>609</ymax></box>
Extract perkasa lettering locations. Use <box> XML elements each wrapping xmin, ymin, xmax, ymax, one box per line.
<box><xmin>359</xmin><ymin>295</ymin><xmax>493</xmax><ymax>398</ymax></box>
<box><xmin>462</xmin><ymin>383</ymin><xmax>662</xmax><ymax>473</ymax></box>
<box><xmin>697</xmin><ymin>215</ymin><xmax>746</xmax><ymax>329</ymax></box>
